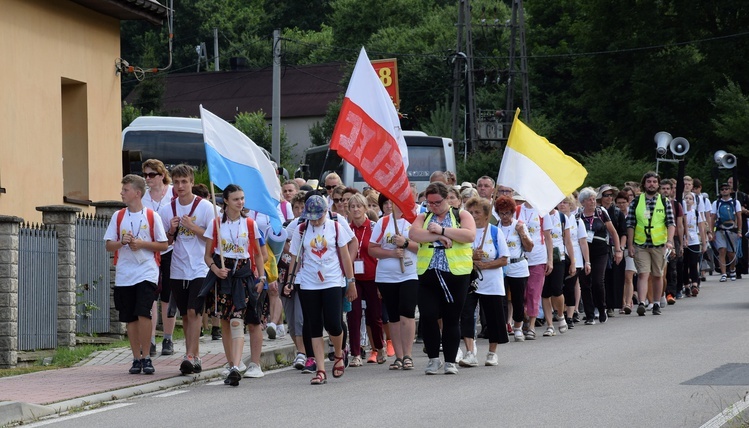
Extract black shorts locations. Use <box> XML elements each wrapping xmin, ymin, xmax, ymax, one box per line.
<box><xmin>158</xmin><ymin>251</ymin><xmax>173</xmax><ymax>302</ymax></box>
<box><xmin>171</xmin><ymin>278</ymin><xmax>205</xmax><ymax>316</ymax></box>
<box><xmin>541</xmin><ymin>259</ymin><xmax>566</xmax><ymax>298</ymax></box>
<box><xmin>114</xmin><ymin>281</ymin><xmax>157</xmax><ymax>323</ymax></box>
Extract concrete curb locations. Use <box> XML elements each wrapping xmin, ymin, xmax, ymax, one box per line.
<box><xmin>2</xmin><ymin>342</ymin><xmax>298</xmax><ymax>426</ymax></box>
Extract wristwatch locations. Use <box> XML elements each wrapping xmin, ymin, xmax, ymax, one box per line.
<box><xmin>401</xmin><ymin>238</ymin><xmax>410</xmax><ymax>249</ymax></box>
<box><xmin>346</xmin><ymin>277</ymin><xmax>356</xmax><ymax>285</ymax></box>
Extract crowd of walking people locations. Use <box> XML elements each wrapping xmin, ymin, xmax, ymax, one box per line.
<box><xmin>105</xmin><ymin>159</ymin><xmax>749</xmax><ymax>386</ymax></box>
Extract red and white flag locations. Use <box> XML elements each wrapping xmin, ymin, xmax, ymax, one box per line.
<box><xmin>330</xmin><ymin>48</ymin><xmax>415</xmax><ymax>222</ymax></box>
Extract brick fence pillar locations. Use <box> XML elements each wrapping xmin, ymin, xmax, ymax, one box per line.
<box><xmin>0</xmin><ymin>215</ymin><xmax>23</xmax><ymax>368</ymax></box>
<box><xmin>36</xmin><ymin>205</ymin><xmax>81</xmax><ymax>348</ymax></box>
<box><xmin>92</xmin><ymin>201</ymin><xmax>125</xmax><ymax>335</ymax></box>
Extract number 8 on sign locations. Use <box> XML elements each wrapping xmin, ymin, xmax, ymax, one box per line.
<box><xmin>379</xmin><ymin>67</ymin><xmax>392</xmax><ymax>87</ymax></box>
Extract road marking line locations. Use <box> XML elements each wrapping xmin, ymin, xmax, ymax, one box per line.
<box><xmin>153</xmin><ymin>390</ymin><xmax>188</xmax><ymax>398</ymax></box>
<box><xmin>701</xmin><ymin>397</ymin><xmax>749</xmax><ymax>428</ymax></box>
<box><xmin>25</xmin><ymin>403</ymin><xmax>133</xmax><ymax>426</ymax></box>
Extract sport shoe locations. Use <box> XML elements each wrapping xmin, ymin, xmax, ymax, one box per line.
<box><xmin>386</xmin><ymin>340</ymin><xmax>395</xmax><ymax>357</ymax></box>
<box><xmin>221</xmin><ymin>362</ymin><xmax>247</xmax><ymax>376</ymax></box>
<box><xmin>179</xmin><ymin>356</ymin><xmax>193</xmax><ymax>375</ymax></box>
<box><xmin>424</xmin><ymin>358</ymin><xmax>442</xmax><ymax>375</ymax></box>
<box><xmin>572</xmin><ymin>311</ymin><xmax>581</xmax><ymax>323</ymax></box>
<box><xmin>729</xmin><ymin>271</ymin><xmax>737</xmax><ymax>281</ymax></box>
<box><xmin>584</xmin><ymin>318</ymin><xmax>596</xmax><ymax>325</ymax></box>
<box><xmin>266</xmin><ymin>322</ymin><xmax>277</xmax><ymax>340</ymax></box>
<box><xmin>243</xmin><ymin>362</ymin><xmax>264</xmax><ymax>378</ymax></box>
<box><xmin>350</xmin><ymin>355</ymin><xmax>363</xmax><ymax>367</ymax></box>
<box><xmin>149</xmin><ymin>343</ymin><xmax>157</xmax><ymax>357</ymax></box>
<box><xmin>456</xmin><ymin>348</ymin><xmax>464</xmax><ymax>363</ymax></box>
<box><xmin>277</xmin><ymin>324</ymin><xmax>286</xmax><ymax>339</ymax></box>
<box><xmin>211</xmin><ymin>326</ymin><xmax>222</xmax><ymax>340</ymax></box>
<box><xmin>367</xmin><ymin>350</ymin><xmax>378</xmax><ymax>364</ymax></box>
<box><xmin>444</xmin><ymin>362</ymin><xmax>459</xmax><ymax>375</ymax></box>
<box><xmin>691</xmin><ymin>285</ymin><xmax>700</xmax><ymax>297</ymax></box>
<box><xmin>192</xmin><ymin>356</ymin><xmax>202</xmax><ymax>373</ymax></box>
<box><xmin>652</xmin><ymin>303</ymin><xmax>662</xmax><ymax>315</ymax></box>
<box><xmin>301</xmin><ymin>357</ymin><xmax>317</xmax><ymax>374</ymax></box>
<box><xmin>141</xmin><ymin>358</ymin><xmax>155</xmax><ymax>375</ymax></box>
<box><xmin>513</xmin><ymin>328</ymin><xmax>525</xmax><ymax>342</ymax></box>
<box><xmin>599</xmin><ymin>310</ymin><xmax>607</xmax><ymax>324</ymax></box>
<box><xmin>565</xmin><ymin>317</ymin><xmax>575</xmax><ymax>329</ymax></box>
<box><xmin>666</xmin><ymin>294</ymin><xmax>675</xmax><ymax>305</ymax></box>
<box><xmin>161</xmin><ymin>338</ymin><xmax>174</xmax><ymax>356</ymax></box>
<box><xmin>293</xmin><ymin>353</ymin><xmax>307</xmax><ymax>370</ymax></box>
<box><xmin>557</xmin><ymin>319</ymin><xmax>568</xmax><ymax>333</ymax></box>
<box><xmin>225</xmin><ymin>367</ymin><xmax>241</xmax><ymax>386</ymax></box>
<box><xmin>129</xmin><ymin>358</ymin><xmax>142</xmax><ymax>374</ymax></box>
<box><xmin>458</xmin><ymin>351</ymin><xmax>479</xmax><ymax>367</ymax></box>
<box><xmin>485</xmin><ymin>352</ymin><xmax>499</xmax><ymax>366</ymax></box>
<box><xmin>637</xmin><ymin>303</ymin><xmax>646</xmax><ymax>316</ymax></box>
<box><xmin>646</xmin><ymin>303</ymin><xmax>654</xmax><ymax>311</ymax></box>
<box><xmin>720</xmin><ymin>274</ymin><xmax>727</xmax><ymax>282</ymax></box>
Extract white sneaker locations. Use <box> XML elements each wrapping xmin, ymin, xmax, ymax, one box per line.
<box><xmin>659</xmin><ymin>296</ymin><xmax>667</xmax><ymax>307</ymax></box>
<box><xmin>221</xmin><ymin>361</ymin><xmax>247</xmax><ymax>376</ymax></box>
<box><xmin>424</xmin><ymin>358</ymin><xmax>442</xmax><ymax>375</ymax></box>
<box><xmin>456</xmin><ymin>348</ymin><xmax>464</xmax><ymax>363</ymax></box>
<box><xmin>485</xmin><ymin>352</ymin><xmax>499</xmax><ymax>366</ymax></box>
<box><xmin>458</xmin><ymin>351</ymin><xmax>479</xmax><ymax>367</ymax></box>
<box><xmin>266</xmin><ymin>322</ymin><xmax>277</xmax><ymax>340</ymax></box>
<box><xmin>444</xmin><ymin>362</ymin><xmax>459</xmax><ymax>375</ymax></box>
<box><xmin>513</xmin><ymin>328</ymin><xmax>525</xmax><ymax>342</ymax></box>
<box><xmin>243</xmin><ymin>362</ymin><xmax>264</xmax><ymax>378</ymax></box>
<box><xmin>646</xmin><ymin>303</ymin><xmax>654</xmax><ymax>311</ymax></box>
<box><xmin>472</xmin><ymin>341</ymin><xmax>478</xmax><ymax>356</ymax></box>
<box><xmin>276</xmin><ymin>324</ymin><xmax>286</xmax><ymax>338</ymax></box>
<box><xmin>292</xmin><ymin>353</ymin><xmax>307</xmax><ymax>370</ymax></box>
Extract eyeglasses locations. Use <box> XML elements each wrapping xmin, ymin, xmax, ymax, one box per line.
<box><xmin>602</xmin><ymin>193</ymin><xmax>614</xmax><ymax>197</ymax></box>
<box><xmin>333</xmin><ymin>198</ymin><xmax>343</xmax><ymax>203</ymax></box>
<box><xmin>142</xmin><ymin>172</ymin><xmax>161</xmax><ymax>179</ymax></box>
<box><xmin>325</xmin><ymin>185</ymin><xmax>336</xmax><ymax>190</ymax></box>
<box><xmin>426</xmin><ymin>199</ymin><xmax>444</xmax><ymax>206</ymax></box>
<box><xmin>498</xmin><ymin>211</ymin><xmax>513</xmax><ymax>216</ymax></box>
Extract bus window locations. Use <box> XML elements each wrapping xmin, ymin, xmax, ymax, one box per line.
<box><xmin>353</xmin><ymin>145</ymin><xmax>446</xmax><ymax>183</ymax></box>
<box><xmin>123</xmin><ymin>130</ymin><xmax>206</xmax><ymax>174</ymax></box>
<box><xmin>303</xmin><ymin>146</ymin><xmax>344</xmax><ymax>182</ymax></box>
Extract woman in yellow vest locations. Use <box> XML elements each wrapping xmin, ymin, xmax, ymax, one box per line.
<box><xmin>410</xmin><ymin>182</ymin><xmax>476</xmax><ymax>375</ymax></box>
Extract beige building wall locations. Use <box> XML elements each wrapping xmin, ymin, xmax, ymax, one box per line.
<box><xmin>0</xmin><ymin>0</ymin><xmax>123</xmax><ymax>222</ymax></box>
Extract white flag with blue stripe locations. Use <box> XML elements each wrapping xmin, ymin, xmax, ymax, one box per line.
<box><xmin>200</xmin><ymin>105</ymin><xmax>282</xmax><ymax>234</ymax></box>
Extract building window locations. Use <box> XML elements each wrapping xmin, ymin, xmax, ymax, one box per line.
<box><xmin>61</xmin><ymin>78</ymin><xmax>90</xmax><ymax>205</ymax></box>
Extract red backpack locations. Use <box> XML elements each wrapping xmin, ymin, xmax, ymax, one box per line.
<box><xmin>113</xmin><ymin>208</ymin><xmax>160</xmax><ymax>266</ymax></box>
<box><xmin>210</xmin><ymin>217</ymin><xmax>258</xmax><ymax>274</ymax></box>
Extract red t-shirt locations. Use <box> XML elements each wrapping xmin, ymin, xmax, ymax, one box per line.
<box><xmin>350</xmin><ymin>220</ymin><xmax>378</xmax><ymax>281</ymax></box>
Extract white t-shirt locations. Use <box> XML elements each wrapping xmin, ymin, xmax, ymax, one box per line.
<box><xmin>516</xmin><ymin>204</ymin><xmax>551</xmax><ymax>266</ymax></box>
<box><xmin>279</xmin><ymin>201</ymin><xmax>295</xmax><ymax>222</ymax></box>
<box><xmin>157</xmin><ymin>196</ymin><xmax>215</xmax><ymax>280</ymax></box>
<box><xmin>289</xmin><ymin>218</ymin><xmax>350</xmax><ymax>290</ymax></box>
<box><xmin>473</xmin><ymin>225</ymin><xmax>510</xmax><ymax>295</ymax></box>
<box><xmin>104</xmin><ymin>208</ymin><xmax>167</xmax><ymax>287</ymax></box>
<box><xmin>370</xmin><ymin>215</ymin><xmax>418</xmax><ymax>283</ymax></box>
<box><xmin>547</xmin><ymin>210</ymin><xmax>572</xmax><ymax>261</ymax></box>
<box><xmin>142</xmin><ymin>185</ymin><xmax>174</xmax><ymax>255</ymax></box>
<box><xmin>684</xmin><ymin>206</ymin><xmax>704</xmax><ymax>246</ymax></box>
<box><xmin>498</xmin><ymin>219</ymin><xmax>530</xmax><ymax>278</ymax></box>
<box><xmin>567</xmin><ymin>215</ymin><xmax>587</xmax><ymax>269</ymax></box>
<box><xmin>203</xmin><ymin>217</ymin><xmax>261</xmax><ymax>260</ymax></box>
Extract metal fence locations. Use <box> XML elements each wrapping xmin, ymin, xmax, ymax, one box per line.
<box><xmin>75</xmin><ymin>214</ymin><xmax>111</xmax><ymax>334</ymax></box>
<box><xmin>18</xmin><ymin>223</ymin><xmax>58</xmax><ymax>351</ymax></box>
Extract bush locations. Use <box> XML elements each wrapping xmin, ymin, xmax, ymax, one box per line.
<box><xmin>578</xmin><ymin>146</ymin><xmax>653</xmax><ymax>189</ymax></box>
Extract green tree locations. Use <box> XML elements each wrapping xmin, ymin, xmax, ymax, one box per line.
<box><xmin>578</xmin><ymin>146</ymin><xmax>653</xmax><ymax>189</ymax></box>
<box><xmin>712</xmin><ymin>80</ymin><xmax>749</xmax><ymax>161</ymax></box>
<box><xmin>233</xmin><ymin>111</ymin><xmax>296</xmax><ymax>170</ymax></box>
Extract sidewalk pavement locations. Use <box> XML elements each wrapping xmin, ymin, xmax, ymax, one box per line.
<box><xmin>0</xmin><ymin>329</ymin><xmax>298</xmax><ymax>426</ymax></box>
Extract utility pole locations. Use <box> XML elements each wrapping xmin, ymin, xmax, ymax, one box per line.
<box><xmin>271</xmin><ymin>29</ymin><xmax>281</xmax><ymax>165</ymax></box>
<box><xmin>505</xmin><ymin>0</ymin><xmax>530</xmax><ymax>126</ymax></box>
<box><xmin>450</xmin><ymin>0</ymin><xmax>479</xmax><ymax>159</ymax></box>
<box><xmin>213</xmin><ymin>28</ymin><xmax>219</xmax><ymax>71</ymax></box>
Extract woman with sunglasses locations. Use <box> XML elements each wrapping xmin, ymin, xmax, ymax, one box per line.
<box><xmin>410</xmin><ymin>182</ymin><xmax>476</xmax><ymax>375</ymax></box>
<box><xmin>141</xmin><ymin>159</ymin><xmax>177</xmax><ymax>358</ymax></box>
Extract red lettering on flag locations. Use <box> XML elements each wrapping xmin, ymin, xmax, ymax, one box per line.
<box><xmin>331</xmin><ymin>98</ymin><xmax>415</xmax><ymax>222</ymax></box>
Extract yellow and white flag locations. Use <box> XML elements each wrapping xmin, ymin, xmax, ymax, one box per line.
<box><xmin>497</xmin><ymin>109</ymin><xmax>587</xmax><ymax>213</ymax></box>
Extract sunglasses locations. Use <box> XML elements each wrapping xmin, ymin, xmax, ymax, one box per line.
<box><xmin>333</xmin><ymin>198</ymin><xmax>343</xmax><ymax>203</ymax></box>
<box><xmin>325</xmin><ymin>185</ymin><xmax>336</xmax><ymax>190</ymax></box>
<box><xmin>602</xmin><ymin>193</ymin><xmax>614</xmax><ymax>197</ymax></box>
<box><xmin>142</xmin><ymin>172</ymin><xmax>161</xmax><ymax>179</ymax></box>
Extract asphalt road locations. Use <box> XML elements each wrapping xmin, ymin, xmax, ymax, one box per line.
<box><xmin>25</xmin><ymin>277</ymin><xmax>749</xmax><ymax>428</ymax></box>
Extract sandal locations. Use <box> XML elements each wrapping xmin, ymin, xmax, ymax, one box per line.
<box><xmin>389</xmin><ymin>358</ymin><xmax>403</xmax><ymax>370</ymax></box>
<box><xmin>310</xmin><ymin>370</ymin><xmax>327</xmax><ymax>385</ymax></box>
<box><xmin>524</xmin><ymin>329</ymin><xmax>536</xmax><ymax>340</ymax></box>
<box><xmin>543</xmin><ymin>326</ymin><xmax>556</xmax><ymax>337</ymax></box>
<box><xmin>377</xmin><ymin>348</ymin><xmax>387</xmax><ymax>364</ymax></box>
<box><xmin>402</xmin><ymin>356</ymin><xmax>414</xmax><ymax>370</ymax></box>
<box><xmin>332</xmin><ymin>355</ymin><xmax>345</xmax><ymax>378</ymax></box>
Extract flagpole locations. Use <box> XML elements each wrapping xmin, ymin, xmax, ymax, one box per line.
<box><xmin>209</xmin><ymin>180</ymin><xmax>225</xmax><ymax>269</ymax></box>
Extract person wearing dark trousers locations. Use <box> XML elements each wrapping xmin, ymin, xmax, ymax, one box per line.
<box><xmin>598</xmin><ymin>184</ymin><xmax>626</xmax><ymax>314</ymax></box>
<box><xmin>729</xmin><ymin>177</ymin><xmax>749</xmax><ymax>277</ymax></box>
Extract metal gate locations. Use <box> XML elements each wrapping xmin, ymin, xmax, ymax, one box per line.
<box><xmin>18</xmin><ymin>223</ymin><xmax>58</xmax><ymax>351</ymax></box>
<box><xmin>75</xmin><ymin>214</ymin><xmax>111</xmax><ymax>334</ymax></box>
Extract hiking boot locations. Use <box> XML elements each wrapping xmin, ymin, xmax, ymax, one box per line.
<box><xmin>141</xmin><ymin>358</ymin><xmax>155</xmax><ymax>375</ymax></box>
<box><xmin>129</xmin><ymin>358</ymin><xmax>142</xmax><ymax>374</ymax></box>
<box><xmin>161</xmin><ymin>338</ymin><xmax>174</xmax><ymax>356</ymax></box>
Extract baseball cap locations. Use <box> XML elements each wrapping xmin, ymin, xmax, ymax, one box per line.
<box><xmin>302</xmin><ymin>195</ymin><xmax>327</xmax><ymax>220</ymax></box>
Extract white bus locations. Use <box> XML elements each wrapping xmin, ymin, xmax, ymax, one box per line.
<box><xmin>121</xmin><ymin>116</ymin><xmax>278</xmax><ymax>175</ymax></box>
<box><xmin>300</xmin><ymin>131</ymin><xmax>456</xmax><ymax>192</ymax></box>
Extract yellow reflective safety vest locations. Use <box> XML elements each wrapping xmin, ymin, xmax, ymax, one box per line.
<box><xmin>633</xmin><ymin>194</ymin><xmax>667</xmax><ymax>246</ymax></box>
<box><xmin>416</xmin><ymin>208</ymin><xmax>473</xmax><ymax>275</ymax></box>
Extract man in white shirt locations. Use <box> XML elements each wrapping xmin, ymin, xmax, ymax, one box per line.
<box><xmin>158</xmin><ymin>165</ymin><xmax>215</xmax><ymax>375</ymax></box>
<box><xmin>105</xmin><ymin>175</ymin><xmax>168</xmax><ymax>375</ymax></box>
